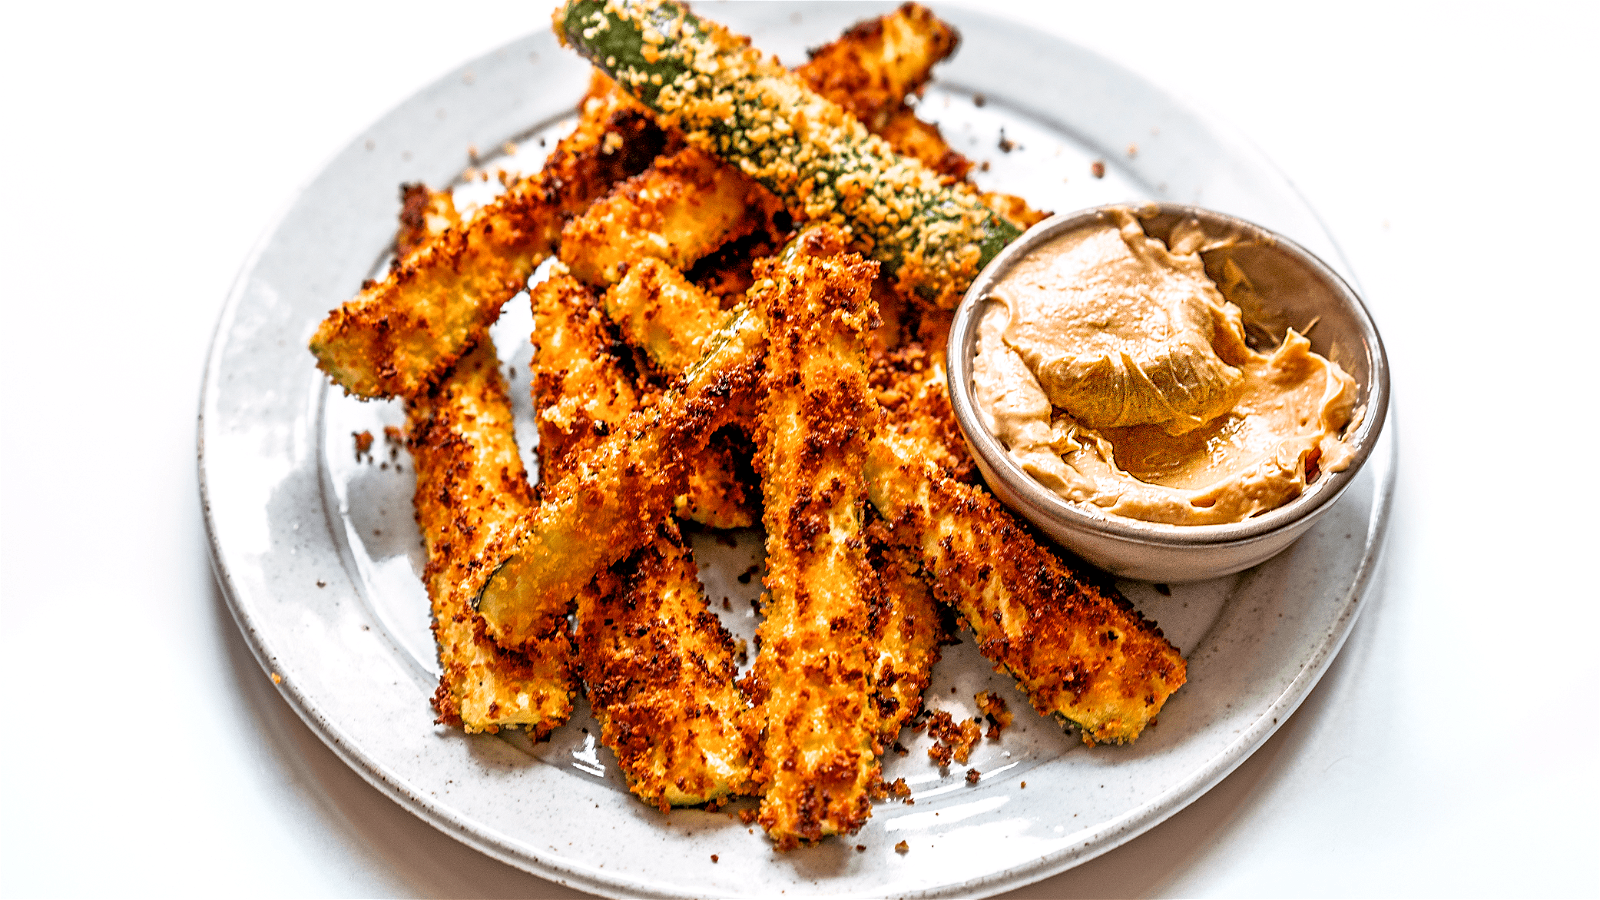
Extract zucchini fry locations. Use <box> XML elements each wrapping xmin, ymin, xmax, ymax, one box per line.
<box><xmin>579</xmin><ymin>525</ymin><xmax>755</xmax><ymax>810</ymax></box>
<box><xmin>406</xmin><ymin>338</ymin><xmax>576</xmax><ymax>736</ymax></box>
<box><xmin>559</xmin><ymin>147</ymin><xmax>776</xmax><ymax>286</ymax></box>
<box><xmin>475</xmin><ymin>303</ymin><xmax>766</xmax><ymax>650</ymax></box>
<box><xmin>604</xmin><ymin>256</ymin><xmax>738</xmax><ymax>376</ymax></box>
<box><xmin>743</xmin><ymin>227</ymin><xmax>883</xmax><ymax>848</ymax></box>
<box><xmin>310</xmin><ymin>74</ymin><xmax>666</xmax><ymax>399</ymax></box>
<box><xmin>534</xmin><ymin>261</ymin><xmax>756</xmax><ymax>528</ymax></box>
<box><xmin>864</xmin><ymin>432</ymin><xmax>1187</xmax><ymax>745</ymax></box>
<box><xmin>796</xmin><ymin>2</ymin><xmax>958</xmax><ymax>132</ymax></box>
<box><xmin>557</xmin><ymin>0</ymin><xmax>1023</xmax><ymax>307</ymax></box>
<box><xmin>530</xmin><ymin>270</ymin><xmax>756</xmax><ymax>809</ymax></box>
<box><xmin>530</xmin><ymin>276</ymin><xmax>755</xmax><ymax>810</ymax></box>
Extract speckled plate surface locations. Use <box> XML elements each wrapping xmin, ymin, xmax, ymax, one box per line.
<box><xmin>198</xmin><ymin>3</ymin><xmax>1395</xmax><ymax>896</ymax></box>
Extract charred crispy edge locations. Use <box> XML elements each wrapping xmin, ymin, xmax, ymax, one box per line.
<box><xmin>577</xmin><ymin>525</ymin><xmax>755</xmax><ymax>809</ymax></box>
<box><xmin>744</xmin><ymin>227</ymin><xmax>884</xmax><ymax>849</ymax></box>
<box><xmin>796</xmin><ymin>2</ymin><xmax>959</xmax><ymax>130</ymax></box>
<box><xmin>527</xmin><ymin>273</ymin><xmax>643</xmax><ymax>486</ymax></box>
<box><xmin>405</xmin><ymin>338</ymin><xmax>576</xmax><ymax>736</ymax></box>
<box><xmin>674</xmin><ymin>426</ymin><xmax>758</xmax><ymax>530</ymax></box>
<box><xmin>864</xmin><ymin>432</ymin><xmax>1187</xmax><ymax>745</ymax></box>
<box><xmin>474</xmin><ymin>303</ymin><xmax>766</xmax><ymax>651</ymax></box>
<box><xmin>559</xmin><ymin>146</ymin><xmax>775</xmax><ymax>287</ymax></box>
<box><xmin>309</xmin><ymin>77</ymin><xmax>666</xmax><ymax>400</ymax></box>
<box><xmin>981</xmin><ymin>190</ymin><xmax>1051</xmax><ymax>231</ymax></box>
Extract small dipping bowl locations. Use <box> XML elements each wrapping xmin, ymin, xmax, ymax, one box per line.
<box><xmin>948</xmin><ymin>203</ymin><xmax>1389</xmax><ymax>583</ymax></box>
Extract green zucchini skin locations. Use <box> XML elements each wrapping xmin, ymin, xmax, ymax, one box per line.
<box><xmin>557</xmin><ymin>0</ymin><xmax>1022</xmax><ymax>307</ymax></box>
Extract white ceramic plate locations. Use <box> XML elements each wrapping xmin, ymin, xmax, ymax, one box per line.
<box><xmin>199</xmin><ymin>3</ymin><xmax>1395</xmax><ymax>897</ymax></box>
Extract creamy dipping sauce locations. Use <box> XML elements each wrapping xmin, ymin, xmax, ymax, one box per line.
<box><xmin>971</xmin><ymin>207</ymin><xmax>1358</xmax><ymax>526</ymax></box>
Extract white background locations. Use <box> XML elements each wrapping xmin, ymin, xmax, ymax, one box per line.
<box><xmin>2</xmin><ymin>1</ymin><xmax>1596</xmax><ymax>896</ymax></box>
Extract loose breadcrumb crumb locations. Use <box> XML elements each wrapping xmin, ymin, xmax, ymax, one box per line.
<box><xmin>975</xmin><ymin>690</ymin><xmax>1013</xmax><ymax>740</ymax></box>
<box><xmin>926</xmin><ymin>709</ymin><xmax>981</xmax><ymax>767</ymax></box>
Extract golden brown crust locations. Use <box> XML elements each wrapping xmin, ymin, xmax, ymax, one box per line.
<box><xmin>578</xmin><ymin>524</ymin><xmax>756</xmax><ymax>809</ymax></box>
<box><xmin>528</xmin><ymin>274</ymin><xmax>644</xmax><ymax>485</ymax></box>
<box><xmin>865</xmin><ymin>522</ymin><xmax>945</xmax><ymax>741</ymax></box>
<box><xmin>310</xmin><ymin>76</ymin><xmax>667</xmax><ymax>400</ymax></box>
<box><xmin>559</xmin><ymin>147</ymin><xmax>777</xmax><ymax>286</ymax></box>
<box><xmin>742</xmin><ymin>227</ymin><xmax>884</xmax><ymax>849</ymax></box>
<box><xmin>395</xmin><ymin>184</ymin><xmax>462</xmax><ymax>263</ymax></box>
<box><xmin>864</xmin><ymin>432</ymin><xmax>1187</xmax><ymax>745</ymax></box>
<box><xmin>872</xmin><ymin>105</ymin><xmax>974</xmax><ymax>181</ymax></box>
<box><xmin>529</xmin><ymin>268</ymin><xmax>757</xmax><ymax>809</ymax></box>
<box><xmin>796</xmin><ymin>3</ymin><xmax>959</xmax><ymax>132</ymax></box>
<box><xmin>603</xmin><ymin>256</ymin><xmax>734</xmax><ymax>376</ymax></box>
<box><xmin>981</xmin><ymin>190</ymin><xmax>1051</xmax><ymax>231</ymax></box>
<box><xmin>405</xmin><ymin>339</ymin><xmax>576</xmax><ymax>736</ymax></box>
<box><xmin>869</xmin><ymin>340</ymin><xmax>978</xmax><ymax>485</ymax></box>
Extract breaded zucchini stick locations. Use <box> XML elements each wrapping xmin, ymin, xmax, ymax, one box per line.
<box><xmin>406</xmin><ymin>338</ymin><xmax>576</xmax><ymax>736</ymax></box>
<box><xmin>475</xmin><ymin>303</ymin><xmax>766</xmax><ymax>650</ymax></box>
<box><xmin>579</xmin><ymin>525</ymin><xmax>755</xmax><ymax>810</ymax></box>
<box><xmin>864</xmin><ymin>432</ymin><xmax>1187</xmax><ymax>745</ymax></box>
<box><xmin>604</xmin><ymin>257</ymin><xmax>739</xmax><ymax>376</ymax></box>
<box><xmin>559</xmin><ymin>147</ymin><xmax>776</xmax><ymax>287</ymax></box>
<box><xmin>529</xmin><ymin>275</ymin><xmax>755</xmax><ymax>809</ymax></box>
<box><xmin>310</xmin><ymin>74</ymin><xmax>666</xmax><ymax>399</ymax></box>
<box><xmin>796</xmin><ymin>3</ymin><xmax>957</xmax><ymax>131</ymax></box>
<box><xmin>743</xmin><ymin>227</ymin><xmax>883</xmax><ymax>848</ymax></box>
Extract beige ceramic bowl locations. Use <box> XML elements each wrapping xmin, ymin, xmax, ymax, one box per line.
<box><xmin>948</xmin><ymin>204</ymin><xmax>1390</xmax><ymax>583</ymax></box>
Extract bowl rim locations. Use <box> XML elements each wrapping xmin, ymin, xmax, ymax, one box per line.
<box><xmin>946</xmin><ymin>202</ymin><xmax>1391</xmax><ymax>549</ymax></box>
